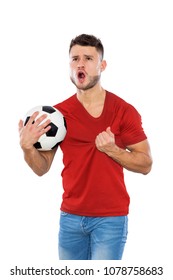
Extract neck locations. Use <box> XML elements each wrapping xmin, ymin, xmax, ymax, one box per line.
<box><xmin>77</xmin><ymin>85</ymin><xmax>105</xmax><ymax>105</ymax></box>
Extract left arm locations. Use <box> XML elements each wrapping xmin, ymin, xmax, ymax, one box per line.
<box><xmin>95</xmin><ymin>127</ymin><xmax>153</xmax><ymax>175</ymax></box>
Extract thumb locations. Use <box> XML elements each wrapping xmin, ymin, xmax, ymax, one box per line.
<box><xmin>18</xmin><ymin>119</ymin><xmax>23</xmax><ymax>132</ymax></box>
<box><xmin>106</xmin><ymin>127</ymin><xmax>113</xmax><ymax>136</ymax></box>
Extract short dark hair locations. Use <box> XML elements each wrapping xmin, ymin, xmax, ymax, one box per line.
<box><xmin>69</xmin><ymin>34</ymin><xmax>104</xmax><ymax>59</ymax></box>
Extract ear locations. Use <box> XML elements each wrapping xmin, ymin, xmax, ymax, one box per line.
<box><xmin>100</xmin><ymin>60</ymin><xmax>107</xmax><ymax>72</ymax></box>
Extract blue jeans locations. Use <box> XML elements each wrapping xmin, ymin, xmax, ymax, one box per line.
<box><xmin>58</xmin><ymin>211</ymin><xmax>128</xmax><ymax>260</ymax></box>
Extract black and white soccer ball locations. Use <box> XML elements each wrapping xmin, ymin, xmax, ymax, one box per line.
<box><xmin>23</xmin><ymin>105</ymin><xmax>67</xmax><ymax>151</ymax></box>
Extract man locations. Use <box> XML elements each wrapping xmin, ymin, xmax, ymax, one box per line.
<box><xmin>18</xmin><ymin>34</ymin><xmax>152</xmax><ymax>260</ymax></box>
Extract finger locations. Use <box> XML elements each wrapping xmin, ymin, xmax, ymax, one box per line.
<box><xmin>25</xmin><ymin>111</ymin><xmax>39</xmax><ymax>126</ymax></box>
<box><xmin>37</xmin><ymin>120</ymin><xmax>51</xmax><ymax>131</ymax></box>
<box><xmin>18</xmin><ymin>119</ymin><xmax>23</xmax><ymax>132</ymax></box>
<box><xmin>95</xmin><ymin>135</ymin><xmax>101</xmax><ymax>146</ymax></box>
<box><xmin>96</xmin><ymin>133</ymin><xmax>107</xmax><ymax>146</ymax></box>
<box><xmin>43</xmin><ymin>124</ymin><xmax>51</xmax><ymax>133</ymax></box>
<box><xmin>36</xmin><ymin>125</ymin><xmax>50</xmax><ymax>136</ymax></box>
<box><xmin>99</xmin><ymin>131</ymin><xmax>110</xmax><ymax>142</ymax></box>
<box><xmin>34</xmin><ymin>113</ymin><xmax>48</xmax><ymax>124</ymax></box>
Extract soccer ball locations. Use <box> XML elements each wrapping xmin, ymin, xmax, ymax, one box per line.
<box><xmin>23</xmin><ymin>105</ymin><xmax>67</xmax><ymax>151</ymax></box>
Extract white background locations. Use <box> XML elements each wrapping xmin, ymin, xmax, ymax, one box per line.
<box><xmin>0</xmin><ymin>0</ymin><xmax>172</xmax><ymax>279</ymax></box>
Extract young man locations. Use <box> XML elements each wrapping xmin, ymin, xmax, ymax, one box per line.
<box><xmin>18</xmin><ymin>34</ymin><xmax>152</xmax><ymax>260</ymax></box>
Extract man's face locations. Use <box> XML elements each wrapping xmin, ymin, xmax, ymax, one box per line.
<box><xmin>69</xmin><ymin>45</ymin><xmax>105</xmax><ymax>90</ymax></box>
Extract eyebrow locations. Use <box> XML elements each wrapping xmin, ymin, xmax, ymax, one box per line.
<box><xmin>71</xmin><ymin>54</ymin><xmax>94</xmax><ymax>59</ymax></box>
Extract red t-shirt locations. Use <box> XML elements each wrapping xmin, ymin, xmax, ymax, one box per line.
<box><xmin>54</xmin><ymin>91</ymin><xmax>147</xmax><ymax>216</ymax></box>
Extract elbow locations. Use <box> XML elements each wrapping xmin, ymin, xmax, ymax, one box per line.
<box><xmin>33</xmin><ymin>167</ymin><xmax>50</xmax><ymax>177</ymax></box>
<box><xmin>142</xmin><ymin>159</ymin><xmax>153</xmax><ymax>175</ymax></box>
<box><xmin>25</xmin><ymin>164</ymin><xmax>49</xmax><ymax>176</ymax></box>
<box><xmin>34</xmin><ymin>170</ymin><xmax>46</xmax><ymax>177</ymax></box>
<box><xmin>142</xmin><ymin>167</ymin><xmax>152</xmax><ymax>175</ymax></box>
<box><xmin>36</xmin><ymin>172</ymin><xmax>45</xmax><ymax>177</ymax></box>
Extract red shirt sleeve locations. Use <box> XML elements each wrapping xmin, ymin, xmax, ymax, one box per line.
<box><xmin>120</xmin><ymin>104</ymin><xmax>147</xmax><ymax>146</ymax></box>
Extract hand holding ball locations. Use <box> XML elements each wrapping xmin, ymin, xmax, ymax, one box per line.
<box><xmin>23</xmin><ymin>105</ymin><xmax>67</xmax><ymax>151</ymax></box>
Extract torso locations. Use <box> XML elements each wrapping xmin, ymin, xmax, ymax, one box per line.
<box><xmin>54</xmin><ymin>91</ymin><xmax>147</xmax><ymax>216</ymax></box>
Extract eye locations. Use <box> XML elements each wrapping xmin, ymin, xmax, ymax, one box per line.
<box><xmin>86</xmin><ymin>56</ymin><xmax>92</xmax><ymax>60</ymax></box>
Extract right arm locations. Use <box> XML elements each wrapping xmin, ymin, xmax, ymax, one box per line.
<box><xmin>18</xmin><ymin>111</ymin><xmax>57</xmax><ymax>176</ymax></box>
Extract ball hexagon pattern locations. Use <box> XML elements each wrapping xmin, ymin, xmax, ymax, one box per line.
<box><xmin>23</xmin><ymin>105</ymin><xmax>67</xmax><ymax>151</ymax></box>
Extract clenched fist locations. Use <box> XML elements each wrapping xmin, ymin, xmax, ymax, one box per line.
<box><xmin>95</xmin><ymin>127</ymin><xmax>117</xmax><ymax>154</ymax></box>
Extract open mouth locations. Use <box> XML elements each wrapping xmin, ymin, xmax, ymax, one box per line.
<box><xmin>77</xmin><ymin>71</ymin><xmax>86</xmax><ymax>82</ymax></box>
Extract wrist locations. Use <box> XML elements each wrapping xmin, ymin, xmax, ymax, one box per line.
<box><xmin>21</xmin><ymin>144</ymin><xmax>36</xmax><ymax>154</ymax></box>
<box><xmin>106</xmin><ymin>144</ymin><xmax>123</xmax><ymax>158</ymax></box>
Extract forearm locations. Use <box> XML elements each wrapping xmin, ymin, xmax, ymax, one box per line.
<box><xmin>106</xmin><ymin>146</ymin><xmax>152</xmax><ymax>175</ymax></box>
<box><xmin>22</xmin><ymin>147</ymin><xmax>50</xmax><ymax>176</ymax></box>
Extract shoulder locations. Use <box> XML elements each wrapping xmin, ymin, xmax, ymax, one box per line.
<box><xmin>106</xmin><ymin>90</ymin><xmax>139</xmax><ymax>114</ymax></box>
<box><xmin>53</xmin><ymin>94</ymin><xmax>77</xmax><ymax>116</ymax></box>
<box><xmin>54</xmin><ymin>94</ymin><xmax>76</xmax><ymax>107</ymax></box>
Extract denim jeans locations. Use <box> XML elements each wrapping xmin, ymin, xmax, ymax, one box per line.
<box><xmin>58</xmin><ymin>211</ymin><xmax>128</xmax><ymax>260</ymax></box>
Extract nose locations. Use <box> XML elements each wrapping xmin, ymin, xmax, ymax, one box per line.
<box><xmin>77</xmin><ymin>59</ymin><xmax>84</xmax><ymax>68</ymax></box>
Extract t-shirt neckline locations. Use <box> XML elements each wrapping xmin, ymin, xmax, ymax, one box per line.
<box><xmin>75</xmin><ymin>91</ymin><xmax>108</xmax><ymax>121</ymax></box>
